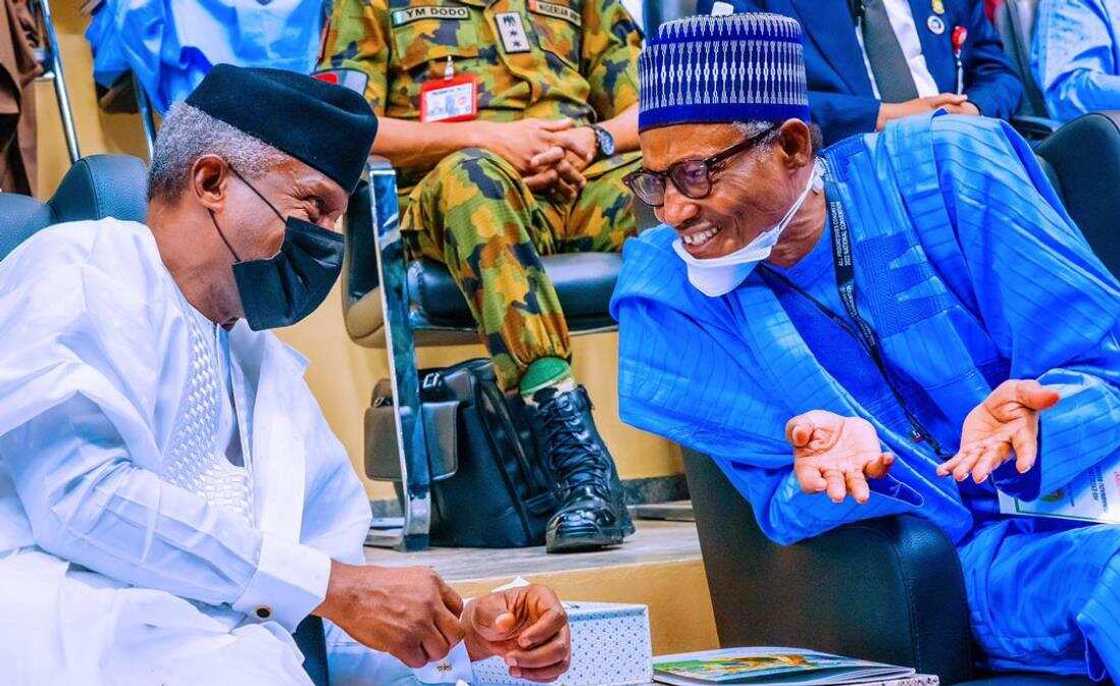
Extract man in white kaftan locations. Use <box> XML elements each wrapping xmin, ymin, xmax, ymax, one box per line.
<box><xmin>0</xmin><ymin>65</ymin><xmax>572</xmax><ymax>686</ymax></box>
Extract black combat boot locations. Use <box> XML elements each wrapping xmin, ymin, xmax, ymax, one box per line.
<box><xmin>531</xmin><ymin>384</ymin><xmax>634</xmax><ymax>553</ymax></box>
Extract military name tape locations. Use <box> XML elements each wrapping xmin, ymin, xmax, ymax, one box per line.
<box><xmin>529</xmin><ymin>0</ymin><xmax>581</xmax><ymax>26</ymax></box>
<box><xmin>391</xmin><ymin>5</ymin><xmax>470</xmax><ymax>26</ymax></box>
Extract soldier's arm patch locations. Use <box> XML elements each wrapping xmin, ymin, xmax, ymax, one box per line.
<box><xmin>528</xmin><ymin>0</ymin><xmax>581</xmax><ymax>27</ymax></box>
<box><xmin>390</xmin><ymin>6</ymin><xmax>470</xmax><ymax>25</ymax></box>
<box><xmin>313</xmin><ymin>68</ymin><xmax>370</xmax><ymax>95</ymax></box>
<box><xmin>495</xmin><ymin>12</ymin><xmax>533</xmax><ymax>53</ymax></box>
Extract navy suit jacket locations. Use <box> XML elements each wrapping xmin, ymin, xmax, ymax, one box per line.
<box><xmin>695</xmin><ymin>0</ymin><xmax>1023</xmax><ymax>143</ymax></box>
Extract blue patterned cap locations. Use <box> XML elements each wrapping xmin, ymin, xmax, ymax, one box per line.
<box><xmin>638</xmin><ymin>13</ymin><xmax>810</xmax><ymax>132</ymax></box>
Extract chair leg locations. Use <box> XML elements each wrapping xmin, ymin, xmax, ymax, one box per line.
<box><xmin>368</xmin><ymin>162</ymin><xmax>432</xmax><ymax>552</ymax></box>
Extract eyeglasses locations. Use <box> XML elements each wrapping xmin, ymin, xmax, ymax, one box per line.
<box><xmin>624</xmin><ymin>126</ymin><xmax>776</xmax><ymax>208</ymax></box>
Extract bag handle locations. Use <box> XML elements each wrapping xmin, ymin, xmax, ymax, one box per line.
<box><xmin>478</xmin><ymin>380</ymin><xmax>545</xmax><ymax>492</ymax></box>
<box><xmin>474</xmin><ymin>378</ymin><xmax>540</xmax><ymax>541</ymax></box>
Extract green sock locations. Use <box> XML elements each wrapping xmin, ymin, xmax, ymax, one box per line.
<box><xmin>519</xmin><ymin>357</ymin><xmax>575</xmax><ymax>398</ymax></box>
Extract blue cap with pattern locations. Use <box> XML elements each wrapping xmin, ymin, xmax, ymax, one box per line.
<box><xmin>638</xmin><ymin>13</ymin><xmax>810</xmax><ymax>132</ymax></box>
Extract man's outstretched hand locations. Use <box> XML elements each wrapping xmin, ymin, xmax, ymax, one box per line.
<box><xmin>938</xmin><ymin>379</ymin><xmax>1060</xmax><ymax>484</ymax></box>
<box><xmin>461</xmin><ymin>584</ymin><xmax>571</xmax><ymax>683</ymax></box>
<box><xmin>786</xmin><ymin>410</ymin><xmax>895</xmax><ymax>504</ymax></box>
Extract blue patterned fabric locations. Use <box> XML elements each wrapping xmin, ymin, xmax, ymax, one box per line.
<box><xmin>85</xmin><ymin>0</ymin><xmax>324</xmax><ymax>115</ymax></box>
<box><xmin>1033</xmin><ymin>0</ymin><xmax>1120</xmax><ymax>121</ymax></box>
<box><xmin>612</xmin><ymin>112</ymin><xmax>1120</xmax><ymax>679</ymax></box>
<box><xmin>637</xmin><ymin>13</ymin><xmax>811</xmax><ymax>131</ymax></box>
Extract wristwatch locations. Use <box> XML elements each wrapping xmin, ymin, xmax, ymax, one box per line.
<box><xmin>591</xmin><ymin>125</ymin><xmax>615</xmax><ymax>160</ymax></box>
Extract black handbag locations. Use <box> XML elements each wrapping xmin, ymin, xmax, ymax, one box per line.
<box><xmin>366</xmin><ymin>358</ymin><xmax>560</xmax><ymax>548</ymax></box>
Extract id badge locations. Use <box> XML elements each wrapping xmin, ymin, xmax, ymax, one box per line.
<box><xmin>420</xmin><ymin>73</ymin><xmax>479</xmax><ymax>123</ymax></box>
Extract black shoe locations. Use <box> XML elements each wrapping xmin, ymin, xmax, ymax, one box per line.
<box><xmin>531</xmin><ymin>385</ymin><xmax>634</xmax><ymax>553</ymax></box>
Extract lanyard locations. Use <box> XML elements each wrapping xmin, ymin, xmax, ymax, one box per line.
<box><xmin>760</xmin><ymin>186</ymin><xmax>947</xmax><ymax>458</ymax></box>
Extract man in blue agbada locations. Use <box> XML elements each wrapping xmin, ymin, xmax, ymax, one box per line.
<box><xmin>616</xmin><ymin>12</ymin><xmax>1120</xmax><ymax>681</ymax></box>
<box><xmin>1033</xmin><ymin>0</ymin><xmax>1120</xmax><ymax>121</ymax></box>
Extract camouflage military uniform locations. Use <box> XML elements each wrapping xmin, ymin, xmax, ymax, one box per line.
<box><xmin>318</xmin><ymin>0</ymin><xmax>643</xmax><ymax>389</ymax></box>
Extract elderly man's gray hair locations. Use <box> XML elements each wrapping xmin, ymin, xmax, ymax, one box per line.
<box><xmin>147</xmin><ymin>102</ymin><xmax>288</xmax><ymax>202</ymax></box>
<box><xmin>733</xmin><ymin>120</ymin><xmax>824</xmax><ymax>155</ymax></box>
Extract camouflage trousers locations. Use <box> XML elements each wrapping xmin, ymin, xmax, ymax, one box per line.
<box><xmin>402</xmin><ymin>148</ymin><xmax>640</xmax><ymax>390</ymax></box>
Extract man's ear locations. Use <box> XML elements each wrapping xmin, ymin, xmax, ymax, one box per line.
<box><xmin>191</xmin><ymin>155</ymin><xmax>231</xmax><ymax>212</ymax></box>
<box><xmin>776</xmin><ymin>119</ymin><xmax>814</xmax><ymax>171</ymax></box>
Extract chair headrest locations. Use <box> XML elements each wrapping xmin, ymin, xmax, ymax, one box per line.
<box><xmin>50</xmin><ymin>154</ymin><xmax>148</xmax><ymax>225</ymax></box>
<box><xmin>0</xmin><ymin>154</ymin><xmax>148</xmax><ymax>261</ymax></box>
<box><xmin>0</xmin><ymin>193</ymin><xmax>53</xmax><ymax>261</ymax></box>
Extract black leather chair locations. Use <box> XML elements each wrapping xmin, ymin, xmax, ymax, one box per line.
<box><xmin>0</xmin><ymin>154</ymin><xmax>331</xmax><ymax>686</ymax></box>
<box><xmin>679</xmin><ymin>112</ymin><xmax>1120</xmax><ymax>686</ymax></box>
<box><xmin>341</xmin><ymin>157</ymin><xmax>645</xmax><ymax>549</ymax></box>
<box><xmin>683</xmin><ymin>450</ymin><xmax>1096</xmax><ymax>686</ymax></box>
<box><xmin>336</xmin><ymin>0</ymin><xmax>692</xmax><ymax>553</ymax></box>
<box><xmin>1034</xmin><ymin>112</ymin><xmax>1120</xmax><ymax>278</ymax></box>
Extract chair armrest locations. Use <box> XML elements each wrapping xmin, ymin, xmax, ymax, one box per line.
<box><xmin>683</xmin><ymin>449</ymin><xmax>975</xmax><ymax>684</ymax></box>
<box><xmin>1083</xmin><ymin>110</ymin><xmax>1120</xmax><ymax>131</ymax></box>
<box><xmin>1012</xmin><ymin>115</ymin><xmax>1061</xmax><ymax>141</ymax></box>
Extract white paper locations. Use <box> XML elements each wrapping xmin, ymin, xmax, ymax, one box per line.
<box><xmin>998</xmin><ymin>458</ymin><xmax>1120</xmax><ymax>523</ymax></box>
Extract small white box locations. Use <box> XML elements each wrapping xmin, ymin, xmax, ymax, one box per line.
<box><xmin>473</xmin><ymin>601</ymin><xmax>653</xmax><ymax>686</ymax></box>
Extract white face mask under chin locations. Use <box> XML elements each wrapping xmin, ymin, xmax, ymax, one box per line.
<box><xmin>673</xmin><ymin>159</ymin><xmax>824</xmax><ymax>298</ymax></box>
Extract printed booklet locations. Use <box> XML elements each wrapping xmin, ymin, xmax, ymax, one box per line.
<box><xmin>998</xmin><ymin>459</ymin><xmax>1120</xmax><ymax>524</ymax></box>
<box><xmin>652</xmin><ymin>647</ymin><xmax>939</xmax><ymax>686</ymax></box>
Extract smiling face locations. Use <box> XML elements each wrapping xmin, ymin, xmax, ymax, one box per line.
<box><xmin>639</xmin><ymin>119</ymin><xmax>817</xmax><ymax>259</ymax></box>
<box><xmin>212</xmin><ymin>155</ymin><xmax>349</xmax><ymax>260</ymax></box>
<box><xmin>187</xmin><ymin>154</ymin><xmax>350</xmax><ymax>326</ymax></box>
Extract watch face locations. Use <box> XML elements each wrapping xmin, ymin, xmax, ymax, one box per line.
<box><xmin>595</xmin><ymin>126</ymin><xmax>615</xmax><ymax>157</ymax></box>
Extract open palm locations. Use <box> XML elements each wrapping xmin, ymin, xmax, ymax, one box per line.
<box><xmin>938</xmin><ymin>379</ymin><xmax>1060</xmax><ymax>484</ymax></box>
<box><xmin>787</xmin><ymin>410</ymin><xmax>895</xmax><ymax>504</ymax></box>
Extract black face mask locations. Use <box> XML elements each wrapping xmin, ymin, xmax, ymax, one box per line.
<box><xmin>209</xmin><ymin>167</ymin><xmax>345</xmax><ymax>331</ymax></box>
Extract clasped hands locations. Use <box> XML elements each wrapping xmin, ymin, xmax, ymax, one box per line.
<box><xmin>475</xmin><ymin>118</ymin><xmax>598</xmax><ymax>201</ymax></box>
<box><xmin>318</xmin><ymin>562</ymin><xmax>570</xmax><ymax>682</ymax></box>
<box><xmin>876</xmin><ymin>94</ymin><xmax>980</xmax><ymax>130</ymax></box>
<box><xmin>788</xmin><ymin>380</ymin><xmax>1060</xmax><ymax>503</ymax></box>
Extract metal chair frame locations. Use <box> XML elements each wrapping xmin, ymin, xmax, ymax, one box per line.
<box><xmin>344</xmin><ymin>159</ymin><xmax>623</xmax><ymax>551</ymax></box>
<box><xmin>134</xmin><ymin>73</ymin><xmax>158</xmax><ymax>161</ymax></box>
<box><xmin>32</xmin><ymin>0</ymin><xmax>81</xmax><ymax>164</ymax></box>
<box><xmin>360</xmin><ymin>159</ymin><xmax>433</xmax><ymax>551</ymax></box>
